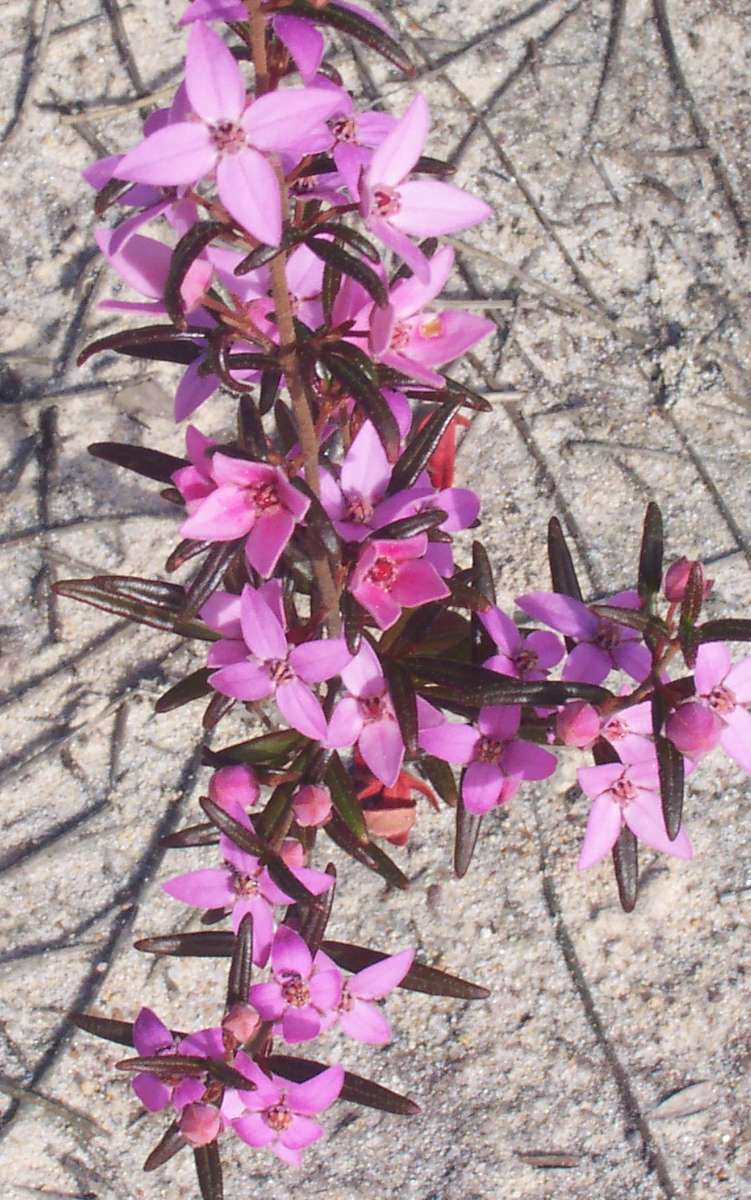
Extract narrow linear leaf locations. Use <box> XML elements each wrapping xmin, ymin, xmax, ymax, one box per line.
<box><xmin>407</xmin><ymin>657</ymin><xmax>611</xmax><ymax>707</ymax></box>
<box><xmin>165</xmin><ymin>221</ymin><xmax>226</xmax><ymax>329</ymax></box>
<box><xmin>388</xmin><ymin>400</ymin><xmax>462</xmax><ymax>495</ymax></box>
<box><xmin>612</xmin><ymin>826</ymin><xmax>638</xmax><ymax>913</ymax></box>
<box><xmin>155</xmin><ymin>669</ymin><xmax>213</xmax><ymax>713</ymax></box>
<box><xmin>135</xmin><ymin>931</ymin><xmax>234</xmax><ymax>958</ymax></box>
<box><xmin>68</xmin><ymin>1012</ymin><xmax>135</xmax><ymax>1048</ymax></box>
<box><xmin>194</xmin><ymin>1143</ymin><xmax>223</xmax><ymax>1200</ymax></box>
<box><xmin>699</xmin><ymin>618</ymin><xmax>751</xmax><ymax>644</ymax></box>
<box><xmin>322</xmin><ymin>351</ymin><xmax>400</xmax><ymax>460</ymax></box>
<box><xmin>291</xmin><ymin>477</ymin><xmax>340</xmax><ymax>558</ymax></box>
<box><xmin>418</xmin><ymin>754</ymin><xmax>458</xmax><ymax>807</ymax></box>
<box><xmin>160</xmin><ymin>821</ymin><xmax>218</xmax><ymax>849</ymax></box>
<box><xmin>202</xmin><ymin>728</ymin><xmax>305</xmax><ymax>767</ymax></box>
<box><xmin>77</xmin><ymin>324</ymin><xmax>207</xmax><ymax>368</ymax></box>
<box><xmin>237</xmin><ymin>394</ymin><xmax>267</xmax><ymax>459</ymax></box>
<box><xmin>166</xmin><ymin>538</ymin><xmax>213</xmax><ymax>573</ymax></box>
<box><xmin>590</xmin><ymin>605</ymin><xmax>669</xmax><ymax>638</ymax></box>
<box><xmin>638</xmin><ymin>501</ymin><xmax>663</xmax><ymax>603</ymax></box>
<box><xmin>181</xmin><ymin>541</ymin><xmax>242</xmax><ymax>619</ymax></box>
<box><xmin>679</xmin><ymin>561</ymin><xmax>706</xmax><ymax>667</ymax></box>
<box><xmin>313</xmin><ymin>222</ymin><xmax>381</xmax><ymax>263</ymax></box>
<box><xmin>655</xmin><ymin>734</ymin><xmax>684</xmax><ymax>840</ymax></box>
<box><xmin>259</xmin><ymin>367</ymin><xmax>282</xmax><ymax>416</ymax></box>
<box><xmin>254</xmin><ymin>780</ymin><xmax>296</xmax><ymax>843</ymax></box>
<box><xmin>373</xmin><ymin>508</ymin><xmax>447</xmax><ymax>542</ymax></box>
<box><xmin>88</xmin><ymin>441</ymin><xmax>187</xmax><ymax>484</ymax></box>
<box><xmin>116</xmin><ymin>1054</ymin><xmax>208</xmax><ymax>1079</ymax></box>
<box><xmin>325</xmin><ymin>752</ymin><xmax>369</xmax><ymax>843</ymax></box>
<box><xmin>321</xmin><ymin>941</ymin><xmax>489</xmax><ymax>999</ymax></box>
<box><xmin>288</xmin><ymin>864</ymin><xmax>336</xmax><ymax>957</ymax></box>
<box><xmin>53</xmin><ymin>576</ymin><xmax>219</xmax><ymax>641</ymax></box>
<box><xmin>307</xmin><ymin>237</ymin><xmax>388</xmax><ymax>307</ymax></box>
<box><xmin>437</xmin><ymin>375</ymin><xmax>493</xmax><ymax>412</ymax></box>
<box><xmin>324</xmin><ymin>815</ymin><xmax>409</xmax><ymax>889</ymax></box>
<box><xmin>234</xmin><ymin>225</ymin><xmax>310</xmax><ymax>274</ymax></box>
<box><xmin>547</xmin><ymin>516</ymin><xmax>583</xmax><ymax>602</ymax></box>
<box><xmin>263</xmin><ymin>1054</ymin><xmax>420</xmax><ymax>1116</ymax></box>
<box><xmin>280</xmin><ymin>1</ymin><xmax>415</xmax><ymax>76</ymax></box>
<box><xmin>226</xmin><ymin>913</ymin><xmax>253</xmax><ymax>1010</ymax></box>
<box><xmin>413</xmin><ymin>154</ymin><xmax>456</xmax><ymax>177</ymax></box>
<box><xmin>454</xmin><ymin>790</ymin><xmax>482</xmax><ymax>879</ymax></box>
<box><xmin>143</xmin><ymin>1122</ymin><xmax>188</xmax><ymax>1172</ymax></box>
<box><xmin>381</xmin><ymin>658</ymin><xmax>418</xmax><ymax>755</ymax></box>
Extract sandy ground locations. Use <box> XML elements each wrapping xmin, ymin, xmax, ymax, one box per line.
<box><xmin>1</xmin><ymin>1</ymin><xmax>750</xmax><ymax>1197</ymax></box>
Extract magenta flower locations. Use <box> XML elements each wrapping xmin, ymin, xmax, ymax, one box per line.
<box><xmin>227</xmin><ymin>1054</ymin><xmax>344</xmax><ymax>1166</ymax></box>
<box><xmin>203</xmin><ymin>583</ymin><xmax>351</xmax><ymax>740</ymax></box>
<box><xmin>516</xmin><ymin>590</ymin><xmax>651</xmax><ymax>686</ymax></box>
<box><xmin>95</xmin><ymin>227</ymin><xmax>212</xmax><ymax>316</ymax></box>
<box><xmin>162</xmin><ymin>806</ymin><xmax>334</xmax><ymax>964</ymax></box>
<box><xmin>479</xmin><ymin>603</ymin><xmax>564</xmax><ymax>682</ymax></box>
<box><xmin>114</xmin><ymin>23</ymin><xmax>340</xmax><ymax>244</ymax></box>
<box><xmin>360</xmin><ymin>93</ymin><xmax>492</xmax><ymax>282</ymax></box>
<box><xmin>316</xmin><ymin>947</ymin><xmax>414</xmax><ymax>1044</ymax></box>
<box><xmin>368</xmin><ymin>246</ymin><xmax>494</xmax><ymax>386</ymax></box>
<box><xmin>171</xmin><ymin>424</ymin><xmax>216</xmax><ymax>513</ymax></box>
<box><xmin>555</xmin><ymin>701</ymin><xmax>601</xmax><ymax>748</ymax></box>
<box><xmin>676</xmin><ymin>642</ymin><xmax>751</xmax><ymax>772</ymax></box>
<box><xmin>326</xmin><ymin>640</ymin><xmax>404</xmax><ymax>787</ymax></box>
<box><xmin>131</xmin><ymin>1007</ymin><xmax>179</xmax><ymax>1112</ymax></box>
<box><xmin>349</xmin><ymin>535</ymin><xmax>449</xmax><ymax>630</ymax></box>
<box><xmin>419</xmin><ymin>705</ymin><xmax>557</xmax><ymax>814</ymax></box>
<box><xmin>249</xmin><ymin>926</ymin><xmax>343</xmax><ymax>1043</ymax></box>
<box><xmin>577</xmin><ymin>760</ymin><xmax>693</xmax><ymax>869</ymax></box>
<box><xmin>663</xmin><ymin>557</ymin><xmax>713</xmax><ymax>602</ymax></box>
<box><xmin>179</xmin><ymin>455</ymin><xmax>309</xmax><ymax>577</ymax></box>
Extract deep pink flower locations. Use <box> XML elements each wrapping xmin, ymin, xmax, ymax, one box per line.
<box><xmin>479</xmin><ymin>603</ymin><xmax>564</xmax><ymax>682</ymax></box>
<box><xmin>249</xmin><ymin>926</ymin><xmax>343</xmax><ymax>1043</ymax></box>
<box><xmin>577</xmin><ymin>760</ymin><xmax>693</xmax><ymax>869</ymax></box>
<box><xmin>226</xmin><ymin>1054</ymin><xmax>344</xmax><ymax>1166</ymax></box>
<box><xmin>349</xmin><ymin>535</ymin><xmax>449</xmax><ymax>629</ymax></box>
<box><xmin>360</xmin><ymin>93</ymin><xmax>491</xmax><ymax>282</ymax></box>
<box><xmin>665</xmin><ymin>701</ymin><xmax>722</xmax><ymax>757</ymax></box>
<box><xmin>326</xmin><ymin>640</ymin><xmax>404</xmax><ymax>787</ymax></box>
<box><xmin>179</xmin><ymin>455</ymin><xmax>309</xmax><ymax>577</ymax></box>
<box><xmin>419</xmin><ymin>704</ymin><xmax>557</xmax><ymax>814</ymax></box>
<box><xmin>203</xmin><ymin>583</ymin><xmax>351</xmax><ymax>740</ymax></box>
<box><xmin>316</xmin><ymin>947</ymin><xmax>414</xmax><ymax>1044</ymax></box>
<box><xmin>679</xmin><ymin>642</ymin><xmax>751</xmax><ymax>772</ymax></box>
<box><xmin>162</xmin><ymin>805</ymin><xmax>333</xmax><ymax>964</ymax></box>
<box><xmin>114</xmin><ymin>23</ymin><xmax>340</xmax><ymax>244</ymax></box>
<box><xmin>516</xmin><ymin>590</ymin><xmax>651</xmax><ymax>686</ymax></box>
<box><xmin>131</xmin><ymin>1007</ymin><xmax>179</xmax><ymax>1112</ymax></box>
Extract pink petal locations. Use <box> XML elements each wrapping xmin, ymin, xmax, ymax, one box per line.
<box><xmin>290</xmin><ymin>637</ymin><xmax>352</xmax><ymax>683</ymax></box>
<box><xmin>358</xmin><ymin>717</ymin><xmax>404</xmax><ymax>787</ymax></box>
<box><xmin>200</xmin><ymin>590</ymin><xmax>242</xmax><ymax>638</ymax></box>
<box><xmin>279</xmin><ymin>1114</ymin><xmax>323</xmax><ymax>1151</ymax></box>
<box><xmin>725</xmin><ymin>654</ymin><xmax>751</xmax><ymax>704</ymax></box>
<box><xmin>349</xmin><ymin>948</ymin><xmax>414</xmax><ymax>999</ymax></box>
<box><xmin>276</xmin><ymin>678</ymin><xmax>327</xmax><ymax>741</ymax></box>
<box><xmin>392</xmin><ymin>244</ymin><xmax>454</xmax><ymax>316</ymax></box>
<box><xmin>115</xmin><ymin>123</ymin><xmax>216</xmax><ymax>186</ymax></box>
<box><xmin>369</xmin><ymin>301</ymin><xmax>396</xmax><ymax>356</ymax></box>
<box><xmin>392</xmin><ymin>179</ymin><xmax>491</xmax><ymax>236</ymax></box>
<box><xmin>186</xmin><ymin>21</ymin><xmax>246</xmax><ymax>124</ymax></box>
<box><xmin>289</xmin><ymin>864</ymin><xmax>335</xmax><ymax>898</ymax></box>
<box><xmin>240</xmin><ymin>585</ymin><xmax>287</xmax><ymax>661</ymax></box>
<box><xmin>95</xmin><ymin>229</ymin><xmax>171</xmax><ymax>298</ymax></box>
<box><xmin>368</xmin><ymin>215</ymin><xmax>430</xmax><ymax>283</ymax></box>
<box><xmin>286</xmin><ymin>1064</ymin><xmax>344</xmax><ymax>1115</ymax></box>
<box><xmin>209</xmin><ymin>660</ymin><xmax>273</xmax><ymax>701</ymax></box>
<box><xmin>418</xmin><ymin>722</ymin><xmax>478</xmax><ymax>764</ymax></box>
<box><xmin>694</xmin><ymin>641</ymin><xmax>731</xmax><ymax>694</ymax></box>
<box><xmin>132</xmin><ymin>1072</ymin><xmax>171</xmax><ymax>1112</ymax></box>
<box><xmin>217</xmin><ymin>148</ymin><xmax>282</xmax><ymax>245</ymax></box>
<box><xmin>353</xmin><ymin>577</ymin><xmax>402</xmax><ymax>629</ymax></box>
<box><xmin>309</xmin><ymin>969</ymin><xmax>343</xmax><ymax>1010</ymax></box>
<box><xmin>613</xmin><ymin>639</ymin><xmax>652</xmax><ymax>682</ymax></box>
<box><xmin>340</xmin><ymin>640</ymin><xmax>384</xmax><ymax>698</ymax></box>
<box><xmin>625</xmin><ymin>795</ymin><xmax>693</xmax><ymax>858</ymax></box>
<box><xmin>368</xmin><ymin>93</ymin><xmax>428</xmax><ymax>189</ymax></box>
<box><xmin>462</xmin><ymin>760</ymin><xmax>506</xmax><ymax>814</ymax></box>
<box><xmin>341</xmin><ymin>420</ymin><xmax>392</xmax><ymax>501</ymax></box>
<box><xmin>480</xmin><ymin>606</ymin><xmax>521</xmax><ymax>654</ymax></box>
<box><xmin>577</xmin><ymin>762</ymin><xmax>625</xmax><ymax>799</ymax></box>
<box><xmin>433</xmin><ymin>486</ymin><xmax>480</xmax><ymax>531</ymax></box>
<box><xmin>325</xmin><ymin>695</ymin><xmax>364</xmax><ymax>748</ymax></box>
<box><xmin>248</xmin><ymin>981</ymin><xmax>285</xmax><ymax>1020</ymax></box>
<box><xmin>338</xmin><ymin>998</ymin><xmax>392</xmax><ymax>1044</ymax></box>
<box><xmin>272</xmin><ymin>924</ymin><xmax>312</xmax><ymax>979</ymax></box>
<box><xmin>516</xmin><ymin>592</ymin><xmax>598</xmax><ymax>638</ymax></box>
<box><xmin>562</xmin><ymin>642</ymin><xmax>611</xmax><ymax>685</ymax></box>
<box><xmin>233</xmin><ymin>1113</ymin><xmax>276</xmax><ymax>1148</ymax></box>
<box><xmin>175</xmin><ymin>358</ymin><xmax>217</xmax><ymax>421</ymax></box>
<box><xmin>133</xmin><ymin>1007</ymin><xmax>172</xmax><ymax>1056</ymax></box>
<box><xmin>245</xmin><ymin>508</ymin><xmax>296</xmax><ymax>577</ymax></box>
<box><xmin>502</xmin><ymin>740</ymin><xmax>557</xmax><ymax>780</ymax></box>
<box><xmin>390</xmin><ymin>558</ymin><xmax>450</xmax><ymax>607</ymax></box>
<box><xmin>162</xmin><ymin>867</ymin><xmax>234</xmax><ymax>908</ymax></box>
<box><xmin>526</xmin><ymin>630</ymin><xmax>565</xmax><ymax>669</ymax></box>
<box><xmin>577</xmin><ymin>795</ymin><xmax>622</xmax><ymax>870</ymax></box>
<box><xmin>281</xmin><ymin>1006</ymin><xmax>321</xmax><ymax>1043</ymax></box>
<box><xmin>181</xmin><ymin>484</ymin><xmax>256</xmax><ymax>540</ymax></box>
<box><xmin>243</xmin><ymin>88</ymin><xmax>341</xmax><ymax>152</ymax></box>
<box><xmin>206</xmin><ymin>638</ymin><xmax>247</xmax><ymax>668</ymax></box>
<box><xmin>719</xmin><ymin>706</ymin><xmax>751</xmax><ymax>772</ymax></box>
<box><xmin>273</xmin><ymin>15</ymin><xmax>324</xmax><ymax>82</ymax></box>
<box><xmin>477</xmin><ymin>705</ymin><xmax>521</xmax><ymax>741</ymax></box>
<box><xmin>408</xmin><ymin>311</ymin><xmax>495</xmax><ymax>366</ymax></box>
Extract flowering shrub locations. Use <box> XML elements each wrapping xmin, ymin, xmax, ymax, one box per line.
<box><xmin>56</xmin><ymin>1</ymin><xmax>751</xmax><ymax>1195</ymax></box>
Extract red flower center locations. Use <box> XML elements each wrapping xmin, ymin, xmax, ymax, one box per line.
<box><xmin>361</xmin><ymin>694</ymin><xmax>390</xmax><ymax>724</ymax></box>
<box><xmin>367</xmin><ymin>556</ymin><xmax>398</xmax><ymax>590</ymax></box>
<box><xmin>390</xmin><ymin>320</ymin><xmax>410</xmax><ymax>352</ymax></box>
<box><xmin>475</xmin><ymin>735</ymin><xmax>503</xmax><ymax>764</ymax></box>
<box><xmin>281</xmin><ymin>975</ymin><xmax>311</xmax><ymax>1008</ymax></box>
<box><xmin>248</xmin><ymin>481</ymin><xmax>281</xmax><ymax>513</ymax></box>
<box><xmin>211</xmin><ymin>121</ymin><xmax>247</xmax><ymax>155</ymax></box>
<box><xmin>265</xmin><ymin>1102</ymin><xmax>293</xmax><ymax>1132</ymax></box>
<box><xmin>610</xmin><ymin>777</ymin><xmax>636</xmax><ymax>806</ymax></box>
<box><xmin>330</xmin><ymin>116</ymin><xmax>358</xmax><ymax>143</ymax></box>
<box><xmin>374</xmin><ymin>185</ymin><xmax>401</xmax><ymax>217</ymax></box>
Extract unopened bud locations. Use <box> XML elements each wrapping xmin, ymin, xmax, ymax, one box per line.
<box><xmin>223</xmin><ymin>1004</ymin><xmax>260</xmax><ymax>1044</ymax></box>
<box><xmin>209</xmin><ymin>765</ymin><xmax>260</xmax><ymax>811</ymax></box>
<box><xmin>280</xmin><ymin>838</ymin><xmax>306</xmax><ymax>868</ymax></box>
<box><xmin>179</xmin><ymin>1102</ymin><xmax>222</xmax><ymax>1147</ymax></box>
<box><xmin>664</xmin><ymin>558</ymin><xmax>713</xmax><ymax>602</ymax></box>
<box><xmin>556</xmin><ymin>701</ymin><xmax>600</xmax><ymax>748</ymax></box>
<box><xmin>293</xmin><ymin>784</ymin><xmax>332</xmax><ymax>827</ymax></box>
<box><xmin>665</xmin><ymin>702</ymin><xmax>722</xmax><ymax>756</ymax></box>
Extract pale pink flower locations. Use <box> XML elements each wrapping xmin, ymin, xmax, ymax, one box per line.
<box><xmin>349</xmin><ymin>535</ymin><xmax>449</xmax><ymax>629</ymax></box>
<box><xmin>227</xmin><ymin>1054</ymin><xmax>344</xmax><ymax>1166</ymax></box>
<box><xmin>672</xmin><ymin>642</ymin><xmax>751</xmax><ymax>772</ymax></box>
<box><xmin>326</xmin><ymin>640</ymin><xmax>404</xmax><ymax>787</ymax></box>
<box><xmin>600</xmin><ymin>699</ymin><xmax>655</xmax><ymax>763</ymax></box>
<box><xmin>577</xmin><ymin>760</ymin><xmax>693</xmax><ymax>869</ymax></box>
<box><xmin>249</xmin><ymin>926</ymin><xmax>343</xmax><ymax>1043</ymax></box>
<box><xmin>316</xmin><ymin>947</ymin><xmax>414</xmax><ymax>1044</ymax></box>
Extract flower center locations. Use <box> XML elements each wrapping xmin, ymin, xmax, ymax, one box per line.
<box><xmin>281</xmin><ymin>975</ymin><xmax>311</xmax><ymax>1008</ymax></box>
<box><xmin>475</xmin><ymin>735</ymin><xmax>503</xmax><ymax>764</ymax></box>
<box><xmin>360</xmin><ymin>694</ymin><xmax>390</xmax><ymax>724</ymax></box>
<box><xmin>390</xmin><ymin>320</ymin><xmax>410</xmax><ymax>352</ymax></box>
<box><xmin>247</xmin><ymin>481</ymin><xmax>281</xmax><ymax>514</ymax></box>
<box><xmin>594</xmin><ymin>621</ymin><xmax>622</xmax><ymax>651</ymax></box>
<box><xmin>707</xmin><ymin>684</ymin><xmax>735</xmax><ymax>715</ymax></box>
<box><xmin>338</xmin><ymin>982</ymin><xmax>354</xmax><ymax>1013</ymax></box>
<box><xmin>610</xmin><ymin>777</ymin><xmax>636</xmax><ymax>807</ymax></box>
<box><xmin>267</xmin><ymin>658</ymin><xmax>293</xmax><ymax>684</ymax></box>
<box><xmin>231</xmin><ymin>869</ymin><xmax>260</xmax><ymax>897</ymax></box>
<box><xmin>418</xmin><ymin>314</ymin><xmax>444</xmax><ymax>339</ymax></box>
<box><xmin>604</xmin><ymin>717</ymin><xmax>625</xmax><ymax>740</ymax></box>
<box><xmin>374</xmin><ymin>185</ymin><xmax>401</xmax><ymax>217</ymax></box>
<box><xmin>211</xmin><ymin>121</ymin><xmax>247</xmax><ymax>155</ymax></box>
<box><xmin>265</xmin><ymin>1102</ymin><xmax>293</xmax><ymax>1133</ymax></box>
<box><xmin>330</xmin><ymin>116</ymin><xmax>358</xmax><ymax>143</ymax></box>
<box><xmin>366</xmin><ymin>556</ymin><xmax>399</xmax><ymax>590</ymax></box>
<box><xmin>514</xmin><ymin>647</ymin><xmax>538</xmax><ymax>674</ymax></box>
<box><xmin>345</xmin><ymin>493</ymin><xmax>374</xmax><ymax>523</ymax></box>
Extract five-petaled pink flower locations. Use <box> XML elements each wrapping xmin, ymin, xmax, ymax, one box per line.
<box><xmin>202</xmin><ymin>583</ymin><xmax>351</xmax><ymax>740</ymax></box>
<box><xmin>419</xmin><ymin>704</ymin><xmax>557</xmax><ymax>814</ymax></box>
<box><xmin>114</xmin><ymin>22</ymin><xmax>341</xmax><ymax>245</ymax></box>
<box><xmin>516</xmin><ymin>590</ymin><xmax>651</xmax><ymax>686</ymax></box>
<box><xmin>667</xmin><ymin>642</ymin><xmax>751</xmax><ymax>772</ymax></box>
<box><xmin>577</xmin><ymin>760</ymin><xmax>693</xmax><ymax>869</ymax></box>
<box><xmin>179</xmin><ymin>454</ymin><xmax>309</xmax><ymax>578</ymax></box>
<box><xmin>226</xmin><ymin>1054</ymin><xmax>344</xmax><ymax>1166</ymax></box>
<box><xmin>131</xmin><ymin>1007</ymin><xmax>180</xmax><ymax>1113</ymax></box>
<box><xmin>249</xmin><ymin>925</ymin><xmax>343</xmax><ymax>1043</ymax></box>
<box><xmin>326</xmin><ymin>640</ymin><xmax>405</xmax><ymax>787</ymax></box>
<box><xmin>479</xmin><ymin>603</ymin><xmax>564</xmax><ymax>682</ymax></box>
<box><xmin>349</xmin><ymin>535</ymin><xmax>449</xmax><ymax>630</ymax></box>
<box><xmin>316</xmin><ymin>946</ymin><xmax>415</xmax><ymax>1044</ymax></box>
<box><xmin>360</xmin><ymin>93</ymin><xmax>492</xmax><ymax>282</ymax></box>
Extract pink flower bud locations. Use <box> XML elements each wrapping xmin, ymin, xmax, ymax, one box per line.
<box><xmin>293</xmin><ymin>784</ymin><xmax>332</xmax><ymax>827</ymax></box>
<box><xmin>208</xmin><ymin>765</ymin><xmax>260</xmax><ymax>811</ymax></box>
<box><xmin>665</xmin><ymin>702</ymin><xmax>722</xmax><ymax>756</ymax></box>
<box><xmin>556</xmin><ymin>701</ymin><xmax>600</xmax><ymax>748</ymax></box>
<box><xmin>222</xmin><ymin>1004</ymin><xmax>260</xmax><ymax>1044</ymax></box>
<box><xmin>179</xmin><ymin>1102</ymin><xmax>222</xmax><ymax>1147</ymax></box>
<box><xmin>280</xmin><ymin>837</ymin><xmax>306</xmax><ymax>868</ymax></box>
<box><xmin>664</xmin><ymin>557</ymin><xmax>713</xmax><ymax>602</ymax></box>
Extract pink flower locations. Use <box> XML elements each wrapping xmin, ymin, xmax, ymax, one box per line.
<box><xmin>516</xmin><ymin>590</ymin><xmax>651</xmax><ymax>686</ymax></box>
<box><xmin>419</xmin><ymin>705</ymin><xmax>557</xmax><ymax>814</ymax></box>
<box><xmin>326</xmin><ymin>640</ymin><xmax>404</xmax><ymax>787</ymax></box>
<box><xmin>599</xmin><ymin>698</ymin><xmax>655</xmax><ymax>762</ymax></box>
<box><xmin>292</xmin><ymin>784</ymin><xmax>332</xmax><ymax>827</ymax></box>
<box><xmin>556</xmin><ymin>701</ymin><xmax>601</xmax><ymax>748</ymax></box>
<box><xmin>227</xmin><ymin>1055</ymin><xmax>344</xmax><ymax>1166</ymax></box>
<box><xmin>360</xmin><ymin>93</ymin><xmax>492</xmax><ymax>283</ymax></box>
<box><xmin>349</xmin><ymin>535</ymin><xmax>449</xmax><ymax>629</ymax></box>
<box><xmin>208</xmin><ymin>763</ymin><xmax>260</xmax><ymax>810</ymax></box>
<box><xmin>249</xmin><ymin>926</ymin><xmax>343</xmax><ymax>1043</ymax></box>
<box><xmin>179</xmin><ymin>455</ymin><xmax>310</xmax><ymax>577</ymax></box>
<box><xmin>95</xmin><ymin>227</ymin><xmax>212</xmax><ymax>316</ymax></box>
<box><xmin>180</xmin><ymin>1102</ymin><xmax>223</xmax><ymax>1147</ymax></box>
<box><xmin>479</xmin><ymin>603</ymin><xmax>564</xmax><ymax>682</ymax></box>
<box><xmin>316</xmin><ymin>947</ymin><xmax>414</xmax><ymax>1044</ymax></box>
<box><xmin>577</xmin><ymin>760</ymin><xmax>693</xmax><ymax>869</ymax></box>
<box><xmin>171</xmin><ymin>424</ymin><xmax>216</xmax><ymax>513</ymax></box>
<box><xmin>203</xmin><ymin>583</ymin><xmax>351</xmax><ymax>741</ymax></box>
<box><xmin>677</xmin><ymin>642</ymin><xmax>751</xmax><ymax>772</ymax></box>
<box><xmin>665</xmin><ymin>701</ymin><xmax>722</xmax><ymax>758</ymax></box>
<box><xmin>162</xmin><ymin>806</ymin><xmax>334</xmax><ymax>964</ymax></box>
<box><xmin>114</xmin><ymin>23</ymin><xmax>340</xmax><ymax>244</ymax></box>
<box><xmin>131</xmin><ymin>1007</ymin><xmax>179</xmax><ymax>1112</ymax></box>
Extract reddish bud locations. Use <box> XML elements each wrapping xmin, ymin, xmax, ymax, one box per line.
<box><xmin>280</xmin><ymin>838</ymin><xmax>306</xmax><ymax>868</ymax></box>
<box><xmin>179</xmin><ymin>1102</ymin><xmax>222</xmax><ymax>1147</ymax></box>
<box><xmin>556</xmin><ymin>701</ymin><xmax>600</xmax><ymax>748</ymax></box>
<box><xmin>209</xmin><ymin>765</ymin><xmax>260</xmax><ymax>811</ymax></box>
<box><xmin>664</xmin><ymin>558</ymin><xmax>713</xmax><ymax>602</ymax></box>
<box><xmin>665</xmin><ymin>702</ymin><xmax>722</xmax><ymax>756</ymax></box>
<box><xmin>293</xmin><ymin>784</ymin><xmax>333</xmax><ymax>827</ymax></box>
<box><xmin>223</xmin><ymin>1004</ymin><xmax>260</xmax><ymax>1044</ymax></box>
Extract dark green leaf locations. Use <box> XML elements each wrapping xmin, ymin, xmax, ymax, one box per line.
<box><xmin>407</xmin><ymin>657</ymin><xmax>611</xmax><ymax>707</ymax></box>
<box><xmin>160</xmin><ymin>822</ymin><xmax>218</xmax><ymax>849</ymax></box>
<box><xmin>325</xmin><ymin>752</ymin><xmax>368</xmax><ymax>843</ymax></box>
<box><xmin>419</xmin><ymin>754</ymin><xmax>458</xmax><ymax>807</ymax></box>
<box><xmin>413</xmin><ymin>154</ymin><xmax>456</xmax><ymax>177</ymax></box>
<box><xmin>203</xmin><ymin>728</ymin><xmax>306</xmax><ymax>767</ymax></box>
<box><xmin>281</xmin><ymin>1</ymin><xmax>415</xmax><ymax>76</ymax></box>
<box><xmin>135</xmin><ymin>931</ymin><xmax>234</xmax><ymax>958</ymax></box>
<box><xmin>547</xmin><ymin>516</ymin><xmax>583</xmax><ymax>602</ymax></box>
<box><xmin>381</xmin><ymin>657</ymin><xmax>418</xmax><ymax>755</ymax></box>
<box><xmin>233</xmin><ymin>225</ymin><xmax>310</xmax><ymax>274</ymax></box>
<box><xmin>155</xmin><ymin>668</ymin><xmax>213</xmax><ymax>713</ymax></box>
<box><xmin>165</xmin><ymin>222</ymin><xmax>225</xmax><ymax>329</ymax></box>
<box><xmin>387</xmin><ymin>399</ymin><xmax>461</xmax><ymax>495</ymax></box>
<box><xmin>322</xmin><ymin>351</ymin><xmax>400</xmax><ymax>459</ymax></box>
<box><xmin>612</xmin><ymin>826</ymin><xmax>638</xmax><ymax>913</ymax></box>
<box><xmin>194</xmin><ymin>1143</ymin><xmax>223</xmax><ymax>1200</ymax></box>
<box><xmin>226</xmin><ymin>914</ymin><xmax>253</xmax><ymax>1010</ymax></box>
<box><xmin>373</xmin><ymin>508</ymin><xmax>447</xmax><ymax>542</ymax></box>
<box><xmin>259</xmin><ymin>367</ymin><xmax>282</xmax><ymax>416</ymax></box>
<box><xmin>253</xmin><ymin>780</ymin><xmax>296</xmax><ymax>843</ymax></box>
<box><xmin>68</xmin><ymin>1012</ymin><xmax>135</xmax><ymax>1047</ymax></box>
<box><xmin>437</xmin><ymin>375</ymin><xmax>493</xmax><ymax>412</ymax></box>
<box><xmin>237</xmin><ymin>394</ymin><xmax>267</xmax><ymax>458</ymax></box>
<box><xmin>77</xmin><ymin>324</ymin><xmax>207</xmax><ymax>368</ymax></box>
<box><xmin>291</xmin><ymin>477</ymin><xmax>341</xmax><ymax>558</ymax></box>
<box><xmin>116</xmin><ymin>1054</ymin><xmax>208</xmax><ymax>1078</ymax></box>
<box><xmin>313</xmin><ymin>222</ymin><xmax>381</xmax><ymax>263</ymax></box>
<box><xmin>321</xmin><ymin>258</ymin><xmax>341</xmax><ymax>325</ymax></box>
<box><xmin>321</xmin><ymin>941</ymin><xmax>489</xmax><ymax>998</ymax></box>
<box><xmin>699</xmin><ymin>618</ymin><xmax>751</xmax><ymax>644</ymax></box>
<box><xmin>165</xmin><ymin>538</ymin><xmax>212</xmax><ymax>573</ymax></box>
<box><xmin>638</xmin><ymin>501</ymin><xmax>663</xmax><ymax>603</ymax></box>
<box><xmin>655</xmin><ymin>733</ymin><xmax>684</xmax><ymax>840</ymax></box>
<box><xmin>324</xmin><ymin>815</ymin><xmax>409</xmax><ymax>889</ymax></box>
<box><xmin>144</xmin><ymin>1122</ymin><xmax>187</xmax><ymax>1172</ymax></box>
<box><xmin>678</xmin><ymin>561</ymin><xmax>705</xmax><ymax>667</ymax></box>
<box><xmin>53</xmin><ymin>576</ymin><xmax>220</xmax><ymax>641</ymax></box>
<box><xmin>288</xmin><ymin>864</ymin><xmax>336</xmax><ymax>958</ymax></box>
<box><xmin>454</xmin><ymin>790</ymin><xmax>482</xmax><ymax>879</ymax></box>
<box><xmin>307</xmin><ymin>237</ymin><xmax>387</xmax><ymax>307</ymax></box>
<box><xmin>88</xmin><ymin>441</ymin><xmax>187</xmax><ymax>484</ymax></box>
<box><xmin>590</xmin><ymin>604</ymin><xmax>668</xmax><ymax>638</ymax></box>
<box><xmin>263</xmin><ymin>1054</ymin><xmax>420</xmax><ymax>1115</ymax></box>
<box><xmin>180</xmin><ymin>541</ymin><xmax>242</xmax><ymax>619</ymax></box>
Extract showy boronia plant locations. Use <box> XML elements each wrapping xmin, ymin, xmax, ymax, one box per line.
<box><xmin>53</xmin><ymin>2</ymin><xmax>751</xmax><ymax>1195</ymax></box>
